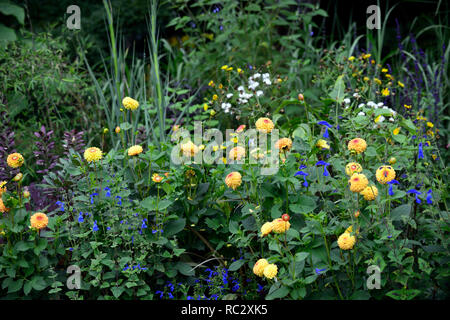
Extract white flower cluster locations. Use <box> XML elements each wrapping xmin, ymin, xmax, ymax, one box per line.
<box><xmin>221</xmin><ymin>102</ymin><xmax>232</xmax><ymax>113</ymax></box>
<box><xmin>345</xmin><ymin>94</ymin><xmax>397</xmax><ymax>123</ymax></box>
<box><xmin>237</xmin><ymin>86</ymin><xmax>253</xmax><ymax>104</ymax></box>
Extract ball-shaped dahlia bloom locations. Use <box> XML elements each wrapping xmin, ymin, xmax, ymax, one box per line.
<box><xmin>360</xmin><ymin>185</ymin><xmax>378</xmax><ymax>201</ymax></box>
<box><xmin>347</xmin><ymin>138</ymin><xmax>367</xmax><ymax>153</ymax></box>
<box><xmin>337</xmin><ymin>232</ymin><xmax>356</xmax><ymax>250</ymax></box>
<box><xmin>253</xmin><ymin>259</ymin><xmax>269</xmax><ymax>277</ymax></box>
<box><xmin>128</xmin><ymin>145</ymin><xmax>143</xmax><ymax>156</ymax></box>
<box><xmin>345</xmin><ymin>162</ymin><xmax>363</xmax><ymax>176</ymax></box>
<box><xmin>275</xmin><ymin>138</ymin><xmax>293</xmax><ymax>152</ymax></box>
<box><xmin>316</xmin><ymin>139</ymin><xmax>330</xmax><ymax>150</ymax></box>
<box><xmin>225</xmin><ymin>172</ymin><xmax>242</xmax><ymax>190</ymax></box>
<box><xmin>0</xmin><ymin>199</ymin><xmax>9</xmax><ymax>213</ymax></box>
<box><xmin>84</xmin><ymin>147</ymin><xmax>103</xmax><ymax>162</ymax></box>
<box><xmin>7</xmin><ymin>153</ymin><xmax>24</xmax><ymax>168</ymax></box>
<box><xmin>122</xmin><ymin>97</ymin><xmax>139</xmax><ymax>110</ymax></box>
<box><xmin>376</xmin><ymin>165</ymin><xmax>396</xmax><ymax>184</ymax></box>
<box><xmin>271</xmin><ymin>218</ymin><xmax>291</xmax><ymax>234</ymax></box>
<box><xmin>348</xmin><ymin>173</ymin><xmax>369</xmax><ymax>193</ymax></box>
<box><xmin>263</xmin><ymin>264</ymin><xmax>278</xmax><ymax>279</ymax></box>
<box><xmin>180</xmin><ymin>141</ymin><xmax>199</xmax><ymax>157</ymax></box>
<box><xmin>255</xmin><ymin>118</ymin><xmax>274</xmax><ymax>134</ymax></box>
<box><xmin>229</xmin><ymin>146</ymin><xmax>246</xmax><ymax>161</ymax></box>
<box><xmin>260</xmin><ymin>222</ymin><xmax>273</xmax><ymax>237</ymax></box>
<box><xmin>30</xmin><ymin>212</ymin><xmax>49</xmax><ymax>230</ymax></box>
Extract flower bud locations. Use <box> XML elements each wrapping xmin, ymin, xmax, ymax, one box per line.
<box><xmin>298</xmin><ymin>93</ymin><xmax>304</xmax><ymax>101</ymax></box>
<box><xmin>13</xmin><ymin>173</ymin><xmax>23</xmax><ymax>182</ymax></box>
<box><xmin>103</xmin><ymin>128</ymin><xmax>109</xmax><ymax>134</ymax></box>
<box><xmin>115</xmin><ymin>126</ymin><xmax>121</xmax><ymax>133</ymax></box>
<box><xmin>282</xmin><ymin>213</ymin><xmax>290</xmax><ymax>222</ymax></box>
<box><xmin>23</xmin><ymin>189</ymin><xmax>30</xmax><ymax>198</ymax></box>
<box><xmin>389</xmin><ymin>157</ymin><xmax>396</xmax><ymax>165</ymax></box>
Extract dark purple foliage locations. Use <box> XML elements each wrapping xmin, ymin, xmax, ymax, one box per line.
<box><xmin>62</xmin><ymin>129</ymin><xmax>85</xmax><ymax>156</ymax></box>
<box><xmin>33</xmin><ymin>125</ymin><xmax>59</xmax><ymax>176</ymax></box>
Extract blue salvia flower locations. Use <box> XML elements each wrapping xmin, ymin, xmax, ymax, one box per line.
<box><xmin>116</xmin><ymin>196</ymin><xmax>122</xmax><ymax>205</ymax></box>
<box><xmin>210</xmin><ymin>294</ymin><xmax>219</xmax><ymax>300</ymax></box>
<box><xmin>294</xmin><ymin>170</ymin><xmax>309</xmax><ymax>187</ymax></box>
<box><xmin>93</xmin><ymin>220</ymin><xmax>99</xmax><ymax>232</ymax></box>
<box><xmin>90</xmin><ymin>193</ymin><xmax>99</xmax><ymax>204</ymax></box>
<box><xmin>141</xmin><ymin>220</ymin><xmax>148</xmax><ymax>229</ymax></box>
<box><xmin>168</xmin><ymin>293</ymin><xmax>174</xmax><ymax>299</ymax></box>
<box><xmin>318</xmin><ymin>121</ymin><xmax>332</xmax><ymax>139</ymax></box>
<box><xmin>155</xmin><ymin>291</ymin><xmax>164</xmax><ymax>299</ymax></box>
<box><xmin>257</xmin><ymin>283</ymin><xmax>264</xmax><ymax>293</ymax></box>
<box><xmin>407</xmin><ymin>189</ymin><xmax>422</xmax><ymax>203</ymax></box>
<box><xmin>387</xmin><ymin>179</ymin><xmax>400</xmax><ymax>196</ymax></box>
<box><xmin>426</xmin><ymin>189</ymin><xmax>433</xmax><ymax>204</ymax></box>
<box><xmin>56</xmin><ymin>201</ymin><xmax>65</xmax><ymax>212</ymax></box>
<box><xmin>187</xmin><ymin>296</ymin><xmax>193</xmax><ymax>300</ymax></box>
<box><xmin>315</xmin><ymin>268</ymin><xmax>327</xmax><ymax>275</ymax></box>
<box><xmin>104</xmin><ymin>187</ymin><xmax>111</xmax><ymax>197</ymax></box>
<box><xmin>78</xmin><ymin>212</ymin><xmax>84</xmax><ymax>223</ymax></box>
<box><xmin>315</xmin><ymin>161</ymin><xmax>330</xmax><ymax>176</ymax></box>
<box><xmin>418</xmin><ymin>142</ymin><xmax>424</xmax><ymax>159</ymax></box>
<box><xmin>123</xmin><ymin>264</ymin><xmax>129</xmax><ymax>271</ymax></box>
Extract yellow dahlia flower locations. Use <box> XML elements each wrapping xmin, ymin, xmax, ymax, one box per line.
<box><xmin>316</xmin><ymin>139</ymin><xmax>330</xmax><ymax>150</ymax></box>
<box><xmin>225</xmin><ymin>172</ymin><xmax>242</xmax><ymax>190</ymax></box>
<box><xmin>30</xmin><ymin>212</ymin><xmax>49</xmax><ymax>230</ymax></box>
<box><xmin>229</xmin><ymin>146</ymin><xmax>246</xmax><ymax>161</ymax></box>
<box><xmin>376</xmin><ymin>165</ymin><xmax>396</xmax><ymax>184</ymax></box>
<box><xmin>84</xmin><ymin>147</ymin><xmax>103</xmax><ymax>162</ymax></box>
<box><xmin>260</xmin><ymin>222</ymin><xmax>273</xmax><ymax>237</ymax></box>
<box><xmin>180</xmin><ymin>141</ymin><xmax>199</xmax><ymax>157</ymax></box>
<box><xmin>348</xmin><ymin>173</ymin><xmax>369</xmax><ymax>193</ymax></box>
<box><xmin>0</xmin><ymin>199</ymin><xmax>9</xmax><ymax>213</ymax></box>
<box><xmin>348</xmin><ymin>138</ymin><xmax>367</xmax><ymax>154</ymax></box>
<box><xmin>128</xmin><ymin>145</ymin><xmax>143</xmax><ymax>156</ymax></box>
<box><xmin>263</xmin><ymin>264</ymin><xmax>278</xmax><ymax>279</ymax></box>
<box><xmin>360</xmin><ymin>185</ymin><xmax>378</xmax><ymax>201</ymax></box>
<box><xmin>271</xmin><ymin>218</ymin><xmax>291</xmax><ymax>234</ymax></box>
<box><xmin>6</xmin><ymin>153</ymin><xmax>24</xmax><ymax>168</ymax></box>
<box><xmin>122</xmin><ymin>97</ymin><xmax>139</xmax><ymax>111</ymax></box>
<box><xmin>253</xmin><ymin>259</ymin><xmax>269</xmax><ymax>277</ymax></box>
<box><xmin>275</xmin><ymin>138</ymin><xmax>293</xmax><ymax>152</ymax></box>
<box><xmin>345</xmin><ymin>162</ymin><xmax>363</xmax><ymax>176</ymax></box>
<box><xmin>0</xmin><ymin>181</ymin><xmax>6</xmax><ymax>196</ymax></box>
<box><xmin>255</xmin><ymin>118</ymin><xmax>275</xmax><ymax>134</ymax></box>
<box><xmin>337</xmin><ymin>232</ymin><xmax>356</xmax><ymax>250</ymax></box>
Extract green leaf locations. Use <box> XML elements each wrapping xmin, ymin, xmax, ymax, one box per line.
<box><xmin>8</xmin><ymin>279</ymin><xmax>23</xmax><ymax>293</ymax></box>
<box><xmin>295</xmin><ymin>252</ymin><xmax>310</xmax><ymax>262</ymax></box>
<box><xmin>177</xmin><ymin>262</ymin><xmax>195</xmax><ymax>276</ymax></box>
<box><xmin>111</xmin><ymin>286</ymin><xmax>125</xmax><ymax>298</ymax></box>
<box><xmin>290</xmin><ymin>195</ymin><xmax>316</xmax><ymax>214</ymax></box>
<box><xmin>164</xmin><ymin>218</ymin><xmax>186</xmax><ymax>237</ymax></box>
<box><xmin>266</xmin><ymin>285</ymin><xmax>289</xmax><ymax>300</ymax></box>
<box><xmin>0</xmin><ymin>2</ymin><xmax>25</xmax><ymax>24</ymax></box>
<box><xmin>391</xmin><ymin>204</ymin><xmax>411</xmax><ymax>221</ymax></box>
<box><xmin>31</xmin><ymin>276</ymin><xmax>47</xmax><ymax>291</ymax></box>
<box><xmin>328</xmin><ymin>75</ymin><xmax>345</xmax><ymax>103</ymax></box>
<box><xmin>228</xmin><ymin>259</ymin><xmax>245</xmax><ymax>271</ymax></box>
